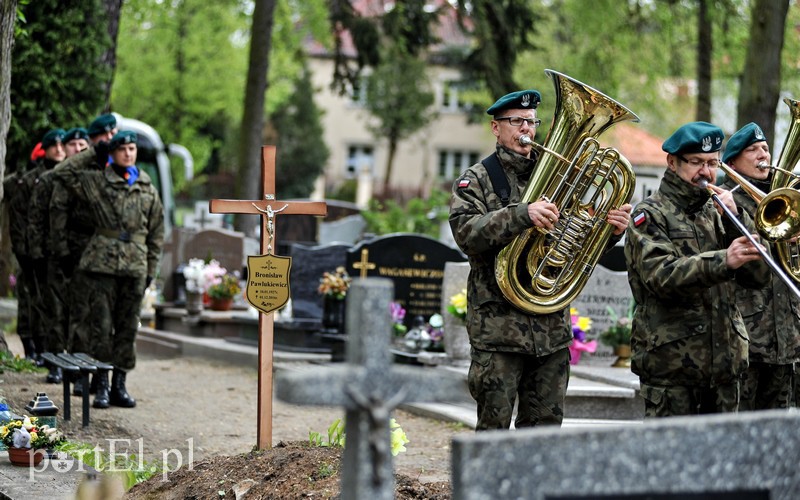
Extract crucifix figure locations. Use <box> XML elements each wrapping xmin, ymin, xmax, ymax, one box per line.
<box><xmin>276</xmin><ymin>278</ymin><xmax>464</xmax><ymax>499</ymax></box>
<box><xmin>210</xmin><ymin>146</ymin><xmax>327</xmax><ymax>449</ymax></box>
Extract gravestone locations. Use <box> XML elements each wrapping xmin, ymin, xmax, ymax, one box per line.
<box><xmin>441</xmin><ymin>261</ymin><xmax>470</xmax><ymax>362</ymax></box>
<box><xmin>275</xmin><ymin>278</ymin><xmax>465</xmax><ymax>500</ymax></box>
<box><xmin>183</xmin><ymin>200</ymin><xmax>224</xmax><ymax>230</ymax></box>
<box><xmin>346</xmin><ymin>234</ymin><xmax>466</xmax><ymax>329</ymax></box>
<box><xmin>184</xmin><ymin>227</ymin><xmax>246</xmax><ymax>276</ymax></box>
<box><xmin>451</xmin><ymin>409</ymin><xmax>800</xmax><ymax>499</ymax></box>
<box><xmin>571</xmin><ymin>264</ymin><xmax>633</xmax><ymax>353</ymax></box>
<box><xmin>319</xmin><ymin>214</ymin><xmax>366</xmax><ymax>245</ymax></box>
<box><xmin>287</xmin><ymin>242</ymin><xmax>351</xmax><ymax>321</ymax></box>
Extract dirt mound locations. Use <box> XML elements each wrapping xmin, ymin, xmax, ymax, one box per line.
<box><xmin>126</xmin><ymin>441</ymin><xmax>451</xmax><ymax>499</ymax></box>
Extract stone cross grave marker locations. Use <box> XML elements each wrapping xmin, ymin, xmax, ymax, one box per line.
<box><xmin>276</xmin><ymin>278</ymin><xmax>465</xmax><ymax>500</ymax></box>
<box><xmin>210</xmin><ymin>146</ymin><xmax>327</xmax><ymax>449</ymax></box>
<box><xmin>452</xmin><ymin>409</ymin><xmax>800</xmax><ymax>499</ymax></box>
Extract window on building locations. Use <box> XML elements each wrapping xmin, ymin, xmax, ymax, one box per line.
<box><xmin>441</xmin><ymin>80</ymin><xmax>468</xmax><ymax>112</ymax></box>
<box><xmin>438</xmin><ymin>150</ymin><xmax>480</xmax><ymax>180</ymax></box>
<box><xmin>348</xmin><ymin>76</ymin><xmax>368</xmax><ymax>106</ymax></box>
<box><xmin>346</xmin><ymin>146</ymin><xmax>375</xmax><ymax>178</ymax></box>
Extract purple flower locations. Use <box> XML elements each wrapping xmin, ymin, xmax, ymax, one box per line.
<box><xmin>572</xmin><ymin>325</ymin><xmax>586</xmax><ymax>342</ymax></box>
<box><xmin>390</xmin><ymin>302</ymin><xmax>406</xmax><ymax>323</ymax></box>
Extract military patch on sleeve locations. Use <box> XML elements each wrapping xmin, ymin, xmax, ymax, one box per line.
<box><xmin>633</xmin><ymin>212</ymin><xmax>646</xmax><ymax>227</ymax></box>
<box><xmin>458</xmin><ymin>178</ymin><xmax>470</xmax><ymax>188</ymax></box>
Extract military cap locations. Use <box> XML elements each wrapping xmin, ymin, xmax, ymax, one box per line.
<box><xmin>486</xmin><ymin>89</ymin><xmax>542</xmax><ymax>115</ymax></box>
<box><xmin>64</xmin><ymin>127</ymin><xmax>89</xmax><ymax>143</ymax></box>
<box><xmin>662</xmin><ymin>121</ymin><xmax>724</xmax><ymax>155</ymax></box>
<box><xmin>41</xmin><ymin>128</ymin><xmax>66</xmax><ymax>148</ymax></box>
<box><xmin>109</xmin><ymin>130</ymin><xmax>137</xmax><ymax>150</ymax></box>
<box><xmin>87</xmin><ymin>113</ymin><xmax>117</xmax><ymax>137</ymax></box>
<box><xmin>722</xmin><ymin>122</ymin><xmax>767</xmax><ymax>163</ymax></box>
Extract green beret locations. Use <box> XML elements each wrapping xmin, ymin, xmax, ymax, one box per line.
<box><xmin>41</xmin><ymin>128</ymin><xmax>66</xmax><ymax>148</ymax></box>
<box><xmin>486</xmin><ymin>89</ymin><xmax>541</xmax><ymax>115</ymax></box>
<box><xmin>662</xmin><ymin>121</ymin><xmax>724</xmax><ymax>155</ymax></box>
<box><xmin>64</xmin><ymin>127</ymin><xmax>89</xmax><ymax>143</ymax></box>
<box><xmin>722</xmin><ymin>122</ymin><xmax>766</xmax><ymax>163</ymax></box>
<box><xmin>109</xmin><ymin>130</ymin><xmax>137</xmax><ymax>150</ymax></box>
<box><xmin>87</xmin><ymin>113</ymin><xmax>117</xmax><ymax>137</ymax></box>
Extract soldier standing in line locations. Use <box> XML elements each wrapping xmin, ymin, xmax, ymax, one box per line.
<box><xmin>720</xmin><ymin>122</ymin><xmax>800</xmax><ymax>410</ymax></box>
<box><xmin>27</xmin><ymin>127</ymin><xmax>92</xmax><ymax>383</ymax></box>
<box><xmin>5</xmin><ymin>129</ymin><xmax>66</xmax><ymax>368</ymax></box>
<box><xmin>449</xmin><ymin>90</ymin><xmax>631</xmax><ymax>430</ymax></box>
<box><xmin>48</xmin><ymin>114</ymin><xmax>117</xmax><ymax>396</ymax></box>
<box><xmin>55</xmin><ymin>131</ymin><xmax>164</xmax><ymax>408</ymax></box>
<box><xmin>625</xmin><ymin>121</ymin><xmax>770</xmax><ymax>417</ymax></box>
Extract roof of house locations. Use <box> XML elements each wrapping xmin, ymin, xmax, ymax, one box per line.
<box><xmin>602</xmin><ymin>123</ymin><xmax>665</xmax><ymax>168</ymax></box>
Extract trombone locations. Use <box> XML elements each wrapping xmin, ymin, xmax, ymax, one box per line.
<box><xmin>700</xmin><ymin>179</ymin><xmax>800</xmax><ymax>299</ymax></box>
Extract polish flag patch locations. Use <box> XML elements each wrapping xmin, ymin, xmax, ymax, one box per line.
<box><xmin>458</xmin><ymin>178</ymin><xmax>470</xmax><ymax>188</ymax></box>
<box><xmin>633</xmin><ymin>212</ymin><xmax>646</xmax><ymax>227</ymax></box>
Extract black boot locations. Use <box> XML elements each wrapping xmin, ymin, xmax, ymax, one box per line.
<box><xmin>109</xmin><ymin>369</ymin><xmax>136</xmax><ymax>408</ymax></box>
<box><xmin>89</xmin><ymin>373</ymin><xmax>99</xmax><ymax>395</ymax></box>
<box><xmin>92</xmin><ymin>371</ymin><xmax>110</xmax><ymax>409</ymax></box>
<box><xmin>46</xmin><ymin>366</ymin><xmax>62</xmax><ymax>384</ymax></box>
<box><xmin>21</xmin><ymin>337</ymin><xmax>36</xmax><ymax>360</ymax></box>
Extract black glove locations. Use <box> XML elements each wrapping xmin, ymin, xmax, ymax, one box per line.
<box><xmin>94</xmin><ymin>141</ymin><xmax>110</xmax><ymax>168</ymax></box>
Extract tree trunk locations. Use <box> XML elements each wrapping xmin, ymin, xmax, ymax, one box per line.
<box><xmin>737</xmin><ymin>0</ymin><xmax>788</xmax><ymax>147</ymax></box>
<box><xmin>382</xmin><ymin>137</ymin><xmax>398</xmax><ymax>198</ymax></box>
<box><xmin>0</xmin><ymin>0</ymin><xmax>16</xmax><ymax>199</ymax></box>
<box><xmin>235</xmin><ymin>0</ymin><xmax>277</xmax><ymax>237</ymax></box>
<box><xmin>100</xmin><ymin>0</ymin><xmax>123</xmax><ymax>112</ymax></box>
<box><xmin>695</xmin><ymin>0</ymin><xmax>712</xmax><ymax>122</ymax></box>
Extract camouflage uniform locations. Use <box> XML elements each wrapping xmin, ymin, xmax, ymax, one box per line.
<box><xmin>625</xmin><ymin>169</ymin><xmax>770</xmax><ymax>417</ymax></box>
<box><xmin>8</xmin><ymin>158</ymin><xmax>61</xmax><ymax>355</ymax></box>
<box><xmin>722</xmin><ymin>174</ymin><xmax>800</xmax><ymax>409</ymax></box>
<box><xmin>450</xmin><ymin>145</ymin><xmax>596</xmax><ymax>430</ymax></box>
<box><xmin>47</xmin><ymin>147</ymin><xmax>105</xmax><ymax>353</ymax></box>
<box><xmin>53</xmin><ymin>164</ymin><xmax>164</xmax><ymax>372</ymax></box>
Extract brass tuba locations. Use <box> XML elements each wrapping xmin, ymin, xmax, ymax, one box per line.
<box><xmin>495</xmin><ymin>70</ymin><xmax>639</xmax><ymax>314</ymax></box>
<box><xmin>769</xmin><ymin>98</ymin><xmax>800</xmax><ymax>280</ymax></box>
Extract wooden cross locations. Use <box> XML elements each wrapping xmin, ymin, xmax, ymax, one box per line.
<box><xmin>352</xmin><ymin>248</ymin><xmax>376</xmax><ymax>278</ymax></box>
<box><xmin>210</xmin><ymin>146</ymin><xmax>327</xmax><ymax>449</ymax></box>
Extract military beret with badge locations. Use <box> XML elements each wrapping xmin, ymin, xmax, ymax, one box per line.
<box><xmin>87</xmin><ymin>113</ymin><xmax>117</xmax><ymax>137</ymax></box>
<box><xmin>109</xmin><ymin>130</ymin><xmax>137</xmax><ymax>150</ymax></box>
<box><xmin>486</xmin><ymin>89</ymin><xmax>542</xmax><ymax>115</ymax></box>
<box><xmin>64</xmin><ymin>127</ymin><xmax>89</xmax><ymax>144</ymax></box>
<box><xmin>41</xmin><ymin>128</ymin><xmax>66</xmax><ymax>148</ymax></box>
<box><xmin>662</xmin><ymin>121</ymin><xmax>724</xmax><ymax>155</ymax></box>
<box><xmin>722</xmin><ymin>122</ymin><xmax>766</xmax><ymax>164</ymax></box>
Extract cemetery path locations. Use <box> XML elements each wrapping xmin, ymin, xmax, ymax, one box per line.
<box><xmin>2</xmin><ymin>339</ymin><xmax>470</xmax><ymax>497</ymax></box>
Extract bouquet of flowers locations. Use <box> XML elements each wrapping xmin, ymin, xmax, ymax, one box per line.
<box><xmin>426</xmin><ymin>313</ymin><xmax>444</xmax><ymax>352</ymax></box>
<box><xmin>207</xmin><ymin>273</ymin><xmax>242</xmax><ymax>300</ymax></box>
<box><xmin>182</xmin><ymin>258</ymin><xmax>226</xmax><ymax>293</ymax></box>
<box><xmin>568</xmin><ymin>307</ymin><xmax>597</xmax><ymax>365</ymax></box>
<box><xmin>599</xmin><ymin>304</ymin><xmax>633</xmax><ymax>348</ymax></box>
<box><xmin>318</xmin><ymin>267</ymin><xmax>352</xmax><ymax>300</ymax></box>
<box><xmin>390</xmin><ymin>302</ymin><xmax>407</xmax><ymax>336</ymax></box>
<box><xmin>447</xmin><ymin>289</ymin><xmax>467</xmax><ymax>322</ymax></box>
<box><xmin>0</xmin><ymin>416</ymin><xmax>64</xmax><ymax>450</ymax></box>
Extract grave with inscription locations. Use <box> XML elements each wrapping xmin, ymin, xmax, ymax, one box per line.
<box><xmin>452</xmin><ymin>410</ymin><xmax>800</xmax><ymax>499</ymax></box>
<box><xmin>345</xmin><ymin>234</ymin><xmax>466</xmax><ymax>330</ymax></box>
<box><xmin>571</xmin><ymin>263</ymin><xmax>633</xmax><ymax>355</ymax></box>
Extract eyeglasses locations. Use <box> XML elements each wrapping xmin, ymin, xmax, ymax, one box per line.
<box><xmin>678</xmin><ymin>155</ymin><xmax>721</xmax><ymax>169</ymax></box>
<box><xmin>495</xmin><ymin>116</ymin><xmax>542</xmax><ymax>128</ymax></box>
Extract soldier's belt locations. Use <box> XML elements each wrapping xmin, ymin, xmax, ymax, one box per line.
<box><xmin>96</xmin><ymin>228</ymin><xmax>147</xmax><ymax>244</ymax></box>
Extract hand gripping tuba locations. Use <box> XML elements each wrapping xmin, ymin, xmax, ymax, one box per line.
<box><xmin>495</xmin><ymin>70</ymin><xmax>639</xmax><ymax>314</ymax></box>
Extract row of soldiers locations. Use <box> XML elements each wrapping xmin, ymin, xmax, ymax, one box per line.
<box><xmin>5</xmin><ymin>113</ymin><xmax>165</xmax><ymax>409</ymax></box>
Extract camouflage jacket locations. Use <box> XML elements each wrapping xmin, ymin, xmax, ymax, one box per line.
<box><xmin>3</xmin><ymin>171</ymin><xmax>26</xmax><ymax>257</ymax></box>
<box><xmin>449</xmin><ymin>145</ymin><xmax>573</xmax><ymax>355</ymax></box>
<box><xmin>53</xmin><ymin>165</ymin><xmax>164</xmax><ymax>278</ymax></box>
<box><xmin>27</xmin><ymin>169</ymin><xmax>58</xmax><ymax>260</ymax></box>
<box><xmin>625</xmin><ymin>169</ymin><xmax>770</xmax><ymax>386</ymax></box>
<box><xmin>9</xmin><ymin>159</ymin><xmax>58</xmax><ymax>259</ymax></box>
<box><xmin>722</xmin><ymin>175</ymin><xmax>800</xmax><ymax>364</ymax></box>
<box><xmin>48</xmin><ymin>147</ymin><xmax>104</xmax><ymax>261</ymax></box>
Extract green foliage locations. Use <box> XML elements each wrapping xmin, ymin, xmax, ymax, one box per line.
<box><xmin>0</xmin><ymin>351</ymin><xmax>44</xmax><ymax>373</ymax></box>
<box><xmin>308</xmin><ymin>418</ymin><xmax>345</xmax><ymax>448</ymax></box>
<box><xmin>8</xmin><ymin>0</ymin><xmax>110</xmax><ymax>174</ymax></box>
<box><xmin>273</xmin><ymin>63</ymin><xmax>330</xmax><ymax>198</ymax></box>
<box><xmin>316</xmin><ymin>462</ymin><xmax>336</xmax><ymax>479</ymax></box>
<box><xmin>56</xmin><ymin>440</ymin><xmax>165</xmax><ymax>491</ymax></box>
<box><xmin>361</xmin><ymin>189</ymin><xmax>450</xmax><ymax>237</ymax></box>
<box><xmin>598</xmin><ymin>305</ymin><xmax>634</xmax><ymax>348</ymax></box>
<box><xmin>330</xmin><ymin>179</ymin><xmax>357</xmax><ymax>203</ymax></box>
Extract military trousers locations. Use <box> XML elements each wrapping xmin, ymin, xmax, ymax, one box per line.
<box><xmin>468</xmin><ymin>347</ymin><xmax>570</xmax><ymax>430</ymax></box>
<box><xmin>640</xmin><ymin>380</ymin><xmax>740</xmax><ymax>417</ymax></box>
<box><xmin>14</xmin><ymin>266</ymin><xmax>41</xmax><ymax>353</ymax></box>
<box><xmin>740</xmin><ymin>361</ymin><xmax>794</xmax><ymax>411</ymax></box>
<box><xmin>69</xmin><ymin>270</ymin><xmax>145</xmax><ymax>371</ymax></box>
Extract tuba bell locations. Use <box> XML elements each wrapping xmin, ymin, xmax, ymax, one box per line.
<box><xmin>769</xmin><ymin>98</ymin><xmax>800</xmax><ymax>280</ymax></box>
<box><xmin>495</xmin><ymin>70</ymin><xmax>639</xmax><ymax>314</ymax></box>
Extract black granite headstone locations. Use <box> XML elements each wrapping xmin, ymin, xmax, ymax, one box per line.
<box><xmin>345</xmin><ymin>234</ymin><xmax>466</xmax><ymax>329</ymax></box>
<box><xmin>288</xmin><ymin>242</ymin><xmax>351</xmax><ymax>321</ymax></box>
